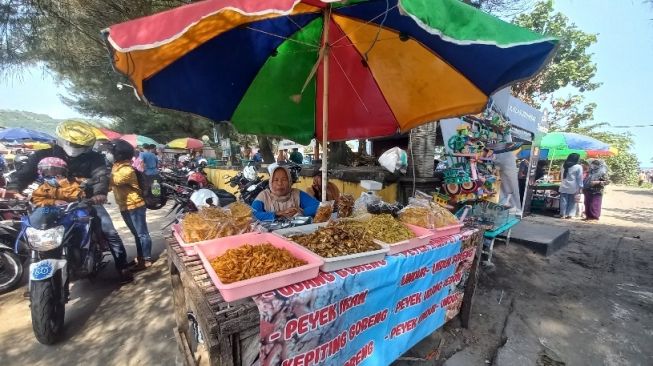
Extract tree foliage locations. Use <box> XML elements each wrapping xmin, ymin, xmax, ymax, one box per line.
<box><xmin>512</xmin><ymin>0</ymin><xmax>600</xmax><ymax>107</ymax></box>
<box><xmin>0</xmin><ymin>0</ymin><xmax>220</xmax><ymax>142</ymax></box>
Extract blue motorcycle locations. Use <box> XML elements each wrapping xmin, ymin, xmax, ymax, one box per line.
<box><xmin>19</xmin><ymin>199</ymin><xmax>108</xmax><ymax>344</ymax></box>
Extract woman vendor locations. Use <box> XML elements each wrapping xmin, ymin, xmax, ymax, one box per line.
<box><xmin>252</xmin><ymin>164</ymin><xmax>319</xmax><ymax>221</ymax></box>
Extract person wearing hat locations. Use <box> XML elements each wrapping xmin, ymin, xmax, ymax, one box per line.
<box><xmin>8</xmin><ymin>120</ymin><xmax>133</xmax><ymax>283</ymax></box>
<box><xmin>251</xmin><ymin>164</ymin><xmax>319</xmax><ymax>221</ymax></box>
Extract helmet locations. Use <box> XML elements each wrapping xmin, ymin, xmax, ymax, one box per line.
<box><xmin>198</xmin><ymin>158</ymin><xmax>208</xmax><ymax>167</ymax></box>
<box><xmin>38</xmin><ymin>157</ymin><xmax>68</xmax><ymax>178</ymax></box>
<box><xmin>56</xmin><ymin>120</ymin><xmax>96</xmax><ymax>157</ymax></box>
<box><xmin>190</xmin><ymin>189</ymin><xmax>219</xmax><ymax>209</ymax></box>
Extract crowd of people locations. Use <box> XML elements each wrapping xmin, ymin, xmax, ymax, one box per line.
<box><xmin>638</xmin><ymin>170</ymin><xmax>653</xmax><ymax>186</ymax></box>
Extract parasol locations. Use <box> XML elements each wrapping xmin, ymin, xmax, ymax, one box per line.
<box><xmin>104</xmin><ymin>0</ymin><xmax>558</xmax><ymax>199</ymax></box>
<box><xmin>519</xmin><ymin>132</ymin><xmax>616</xmax><ymax>160</ymax></box>
<box><xmin>0</xmin><ymin>128</ymin><xmax>55</xmax><ymax>142</ymax></box>
<box><xmin>99</xmin><ymin>127</ymin><xmax>122</xmax><ymax>140</ymax></box>
<box><xmin>120</xmin><ymin>134</ymin><xmax>160</xmax><ymax>147</ymax></box>
<box><xmin>167</xmin><ymin>137</ymin><xmax>204</xmax><ymax>150</ymax></box>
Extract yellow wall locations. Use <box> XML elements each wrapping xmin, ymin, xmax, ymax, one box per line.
<box><xmin>205</xmin><ymin>168</ymin><xmax>398</xmax><ymax>202</ymax></box>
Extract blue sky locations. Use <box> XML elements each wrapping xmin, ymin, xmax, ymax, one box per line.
<box><xmin>0</xmin><ymin>0</ymin><xmax>651</xmax><ymax>165</ymax></box>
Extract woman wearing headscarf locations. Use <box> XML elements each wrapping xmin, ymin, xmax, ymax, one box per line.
<box><xmin>251</xmin><ymin>164</ymin><xmax>319</xmax><ymax>221</ymax></box>
<box><xmin>557</xmin><ymin>153</ymin><xmax>583</xmax><ymax>219</ymax></box>
<box><xmin>583</xmin><ymin>159</ymin><xmax>609</xmax><ymax>220</ymax></box>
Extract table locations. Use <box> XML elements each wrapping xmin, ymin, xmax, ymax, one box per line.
<box><xmin>482</xmin><ymin>217</ymin><xmax>521</xmax><ymax>265</ymax></box>
<box><xmin>167</xmin><ymin>230</ymin><xmax>484</xmax><ymax>366</ymax></box>
<box><xmin>531</xmin><ymin>183</ymin><xmax>561</xmax><ymax>212</ymax></box>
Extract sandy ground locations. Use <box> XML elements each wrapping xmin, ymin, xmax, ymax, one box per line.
<box><xmin>0</xmin><ymin>197</ymin><xmax>180</xmax><ymax>365</ymax></box>
<box><xmin>1</xmin><ymin>186</ymin><xmax>651</xmax><ymax>365</ymax></box>
<box><xmin>398</xmin><ymin>185</ymin><xmax>653</xmax><ymax>366</ymax></box>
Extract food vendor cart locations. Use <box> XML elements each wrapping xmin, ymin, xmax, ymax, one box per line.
<box><xmin>166</xmin><ymin>227</ymin><xmax>484</xmax><ymax>366</ymax></box>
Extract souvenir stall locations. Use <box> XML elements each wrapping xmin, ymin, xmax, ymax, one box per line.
<box><xmin>103</xmin><ymin>0</ymin><xmax>558</xmax><ymax>364</ymax></box>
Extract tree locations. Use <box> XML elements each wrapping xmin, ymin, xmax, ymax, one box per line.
<box><xmin>512</xmin><ymin>0</ymin><xmax>600</xmax><ymax>108</ymax></box>
<box><xmin>0</xmin><ymin>0</ymin><xmax>211</xmax><ymax>141</ymax></box>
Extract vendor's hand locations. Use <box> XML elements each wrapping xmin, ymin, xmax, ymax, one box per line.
<box><xmin>3</xmin><ymin>190</ymin><xmax>25</xmax><ymax>200</ymax></box>
<box><xmin>277</xmin><ymin>208</ymin><xmax>299</xmax><ymax>218</ymax></box>
<box><xmin>90</xmin><ymin>194</ymin><xmax>107</xmax><ymax>205</ymax></box>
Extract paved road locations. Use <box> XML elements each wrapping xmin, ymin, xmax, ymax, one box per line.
<box><xmin>0</xmin><ymin>198</ymin><xmax>180</xmax><ymax>366</ymax></box>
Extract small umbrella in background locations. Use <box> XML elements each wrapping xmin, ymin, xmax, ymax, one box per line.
<box><xmin>0</xmin><ymin>128</ymin><xmax>55</xmax><ymax>142</ymax></box>
<box><xmin>167</xmin><ymin>137</ymin><xmax>204</xmax><ymax>150</ymax></box>
<box><xmin>518</xmin><ymin>132</ymin><xmax>616</xmax><ymax>160</ymax></box>
<box><xmin>99</xmin><ymin>128</ymin><xmax>122</xmax><ymax>140</ymax></box>
<box><xmin>120</xmin><ymin>134</ymin><xmax>159</xmax><ymax>147</ymax></box>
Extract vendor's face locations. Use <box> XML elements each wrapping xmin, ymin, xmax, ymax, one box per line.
<box><xmin>271</xmin><ymin>169</ymin><xmax>291</xmax><ymax>196</ymax></box>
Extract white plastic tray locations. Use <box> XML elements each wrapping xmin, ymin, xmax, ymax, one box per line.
<box><xmin>376</xmin><ymin>223</ymin><xmax>435</xmax><ymax>255</ymax></box>
<box><xmin>274</xmin><ymin>224</ymin><xmax>389</xmax><ymax>272</ymax></box>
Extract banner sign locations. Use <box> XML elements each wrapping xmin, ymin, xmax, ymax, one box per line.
<box><xmin>253</xmin><ymin>230</ymin><xmax>478</xmax><ymax>366</ymax></box>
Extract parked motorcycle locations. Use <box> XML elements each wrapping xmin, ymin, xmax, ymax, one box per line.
<box><xmin>21</xmin><ymin>199</ymin><xmax>110</xmax><ymax>344</ymax></box>
<box><xmin>0</xmin><ymin>198</ymin><xmax>30</xmax><ymax>294</ymax></box>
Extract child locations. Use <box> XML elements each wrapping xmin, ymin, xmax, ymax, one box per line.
<box><xmin>109</xmin><ymin>139</ymin><xmax>153</xmax><ymax>271</ymax></box>
<box><xmin>31</xmin><ymin>157</ymin><xmax>83</xmax><ymax>207</ymax></box>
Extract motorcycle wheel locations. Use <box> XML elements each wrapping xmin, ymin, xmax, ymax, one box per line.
<box><xmin>30</xmin><ymin>270</ymin><xmax>65</xmax><ymax>344</ymax></box>
<box><xmin>0</xmin><ymin>250</ymin><xmax>23</xmax><ymax>294</ymax></box>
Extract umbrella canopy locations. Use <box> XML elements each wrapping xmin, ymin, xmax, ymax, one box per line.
<box><xmin>24</xmin><ymin>142</ymin><xmax>52</xmax><ymax>150</ymax></box>
<box><xmin>120</xmin><ymin>134</ymin><xmax>159</xmax><ymax>147</ymax></box>
<box><xmin>0</xmin><ymin>128</ymin><xmax>55</xmax><ymax>142</ymax></box>
<box><xmin>98</xmin><ymin>127</ymin><xmax>122</xmax><ymax>140</ymax></box>
<box><xmin>104</xmin><ymin>0</ymin><xmax>558</xmax><ymax>145</ymax></box>
<box><xmin>518</xmin><ymin>132</ymin><xmax>616</xmax><ymax>160</ymax></box>
<box><xmin>167</xmin><ymin>137</ymin><xmax>204</xmax><ymax>150</ymax></box>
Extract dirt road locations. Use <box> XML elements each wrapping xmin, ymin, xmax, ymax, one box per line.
<box><xmin>403</xmin><ymin>185</ymin><xmax>653</xmax><ymax>366</ymax></box>
<box><xmin>0</xmin><ymin>201</ymin><xmax>180</xmax><ymax>365</ymax></box>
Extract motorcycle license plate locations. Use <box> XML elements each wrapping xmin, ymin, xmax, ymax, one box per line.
<box><xmin>30</xmin><ymin>259</ymin><xmax>67</xmax><ymax>281</ymax></box>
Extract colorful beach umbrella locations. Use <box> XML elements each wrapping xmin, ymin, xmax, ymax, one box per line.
<box><xmin>99</xmin><ymin>128</ymin><xmax>122</xmax><ymax>140</ymax></box>
<box><xmin>0</xmin><ymin>128</ymin><xmax>55</xmax><ymax>142</ymax></box>
<box><xmin>103</xmin><ymin>0</ymin><xmax>558</xmax><ymax>145</ymax></box>
<box><xmin>120</xmin><ymin>134</ymin><xmax>159</xmax><ymax>147</ymax></box>
<box><xmin>518</xmin><ymin>132</ymin><xmax>616</xmax><ymax>160</ymax></box>
<box><xmin>167</xmin><ymin>137</ymin><xmax>204</xmax><ymax>150</ymax></box>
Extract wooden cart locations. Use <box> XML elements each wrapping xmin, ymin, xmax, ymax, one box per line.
<box><xmin>167</xmin><ymin>230</ymin><xmax>484</xmax><ymax>366</ymax></box>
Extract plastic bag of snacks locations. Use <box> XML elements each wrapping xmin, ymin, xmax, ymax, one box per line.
<box><xmin>367</xmin><ymin>200</ymin><xmax>404</xmax><ymax>217</ymax></box>
<box><xmin>353</xmin><ymin>191</ymin><xmax>381</xmax><ymax>217</ymax></box>
<box><xmin>180</xmin><ymin>202</ymin><xmax>255</xmax><ymax>243</ymax></box>
<box><xmin>398</xmin><ymin>197</ymin><xmax>459</xmax><ymax>229</ymax></box>
<box><xmin>314</xmin><ymin>200</ymin><xmax>335</xmax><ymax>223</ymax></box>
<box><xmin>337</xmin><ymin>194</ymin><xmax>355</xmax><ymax>218</ymax></box>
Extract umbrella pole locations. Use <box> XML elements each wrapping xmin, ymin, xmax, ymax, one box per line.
<box><xmin>321</xmin><ymin>7</ymin><xmax>331</xmax><ymax>203</ymax></box>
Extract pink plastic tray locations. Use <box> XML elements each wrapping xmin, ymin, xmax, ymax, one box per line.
<box><xmin>195</xmin><ymin>232</ymin><xmax>323</xmax><ymax>302</ymax></box>
<box><xmin>172</xmin><ymin>223</ymin><xmax>223</xmax><ymax>256</ymax></box>
<box><xmin>378</xmin><ymin>224</ymin><xmax>435</xmax><ymax>255</ymax></box>
<box><xmin>430</xmin><ymin>223</ymin><xmax>464</xmax><ymax>239</ymax></box>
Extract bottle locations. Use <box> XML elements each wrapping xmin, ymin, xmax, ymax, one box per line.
<box><xmin>151</xmin><ymin>180</ymin><xmax>161</xmax><ymax>197</ymax></box>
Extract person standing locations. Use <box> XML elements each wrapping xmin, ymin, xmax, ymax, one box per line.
<box><xmin>638</xmin><ymin>171</ymin><xmax>646</xmax><ymax>187</ymax></box>
<box><xmin>109</xmin><ymin>139</ymin><xmax>154</xmax><ymax>270</ymax></box>
<box><xmin>276</xmin><ymin>149</ymin><xmax>287</xmax><ymax>164</ymax></box>
<box><xmin>139</xmin><ymin>144</ymin><xmax>159</xmax><ymax>198</ymax></box>
<box><xmin>518</xmin><ymin>158</ymin><xmax>529</xmax><ymax>202</ymax></box>
<box><xmin>289</xmin><ymin>147</ymin><xmax>303</xmax><ymax>165</ymax></box>
<box><xmin>583</xmin><ymin>159</ymin><xmax>609</xmax><ymax>221</ymax></box>
<box><xmin>557</xmin><ymin>153</ymin><xmax>583</xmax><ymax>219</ymax></box>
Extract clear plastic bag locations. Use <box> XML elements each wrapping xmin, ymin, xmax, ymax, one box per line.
<box><xmin>353</xmin><ymin>191</ymin><xmax>381</xmax><ymax>217</ymax></box>
<box><xmin>314</xmin><ymin>200</ymin><xmax>334</xmax><ymax>223</ymax></box>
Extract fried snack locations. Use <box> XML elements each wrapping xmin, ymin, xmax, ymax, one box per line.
<box><xmin>398</xmin><ymin>207</ymin><xmax>433</xmax><ymax>228</ymax></box>
<box><xmin>313</xmin><ymin>201</ymin><xmax>334</xmax><ymax>223</ymax></box>
<box><xmin>429</xmin><ymin>202</ymin><xmax>460</xmax><ymax>227</ymax></box>
<box><xmin>289</xmin><ymin>221</ymin><xmax>381</xmax><ymax>257</ymax></box>
<box><xmin>181</xmin><ymin>204</ymin><xmax>255</xmax><ymax>243</ymax></box>
<box><xmin>367</xmin><ymin>214</ymin><xmax>415</xmax><ymax>243</ymax></box>
<box><xmin>210</xmin><ymin>243</ymin><xmax>306</xmax><ymax>284</ymax></box>
<box><xmin>229</xmin><ymin>201</ymin><xmax>252</xmax><ymax>219</ymax></box>
<box><xmin>181</xmin><ymin>212</ymin><xmax>219</xmax><ymax>243</ymax></box>
<box><xmin>337</xmin><ymin>194</ymin><xmax>354</xmax><ymax>218</ymax></box>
